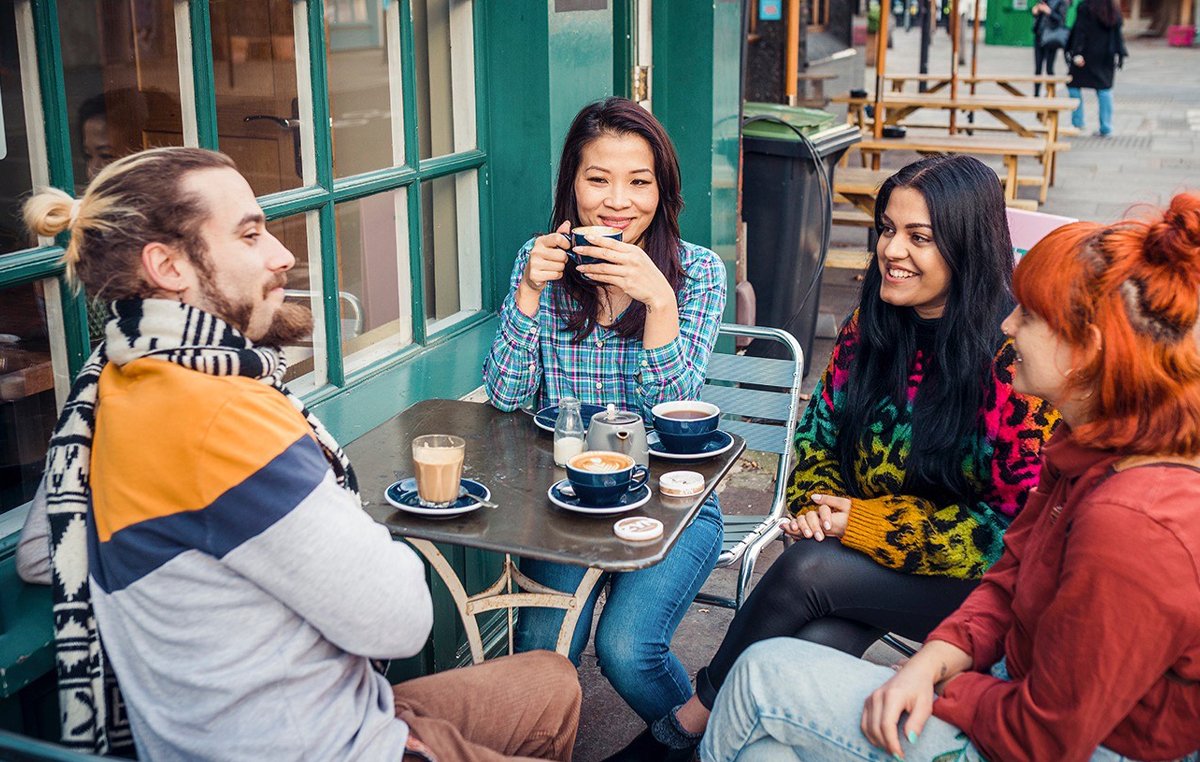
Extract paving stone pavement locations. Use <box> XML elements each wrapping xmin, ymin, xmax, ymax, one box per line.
<box><xmin>570</xmin><ymin>30</ymin><xmax>1199</xmax><ymax>762</ymax></box>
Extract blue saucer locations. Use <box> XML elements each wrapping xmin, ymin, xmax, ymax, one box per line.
<box><xmin>385</xmin><ymin>478</ymin><xmax>491</xmax><ymax>517</ymax></box>
<box><xmin>647</xmin><ymin>430</ymin><xmax>735</xmax><ymax>461</ymax></box>
<box><xmin>533</xmin><ymin>403</ymin><xmax>608</xmax><ymax>433</ymax></box>
<box><xmin>547</xmin><ymin>479</ymin><xmax>652</xmax><ymax>515</ymax></box>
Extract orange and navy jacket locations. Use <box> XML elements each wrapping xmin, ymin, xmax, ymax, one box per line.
<box><xmin>84</xmin><ymin>358</ymin><xmax>431</xmax><ymax>760</ymax></box>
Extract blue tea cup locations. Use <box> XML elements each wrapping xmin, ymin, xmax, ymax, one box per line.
<box><xmin>651</xmin><ymin>401</ymin><xmax>720</xmax><ymax>437</ymax></box>
<box><xmin>656</xmin><ymin>430</ymin><xmax>716</xmax><ymax>454</ymax></box>
<box><xmin>565</xmin><ymin>450</ymin><xmax>649</xmax><ymax>506</ymax></box>
<box><xmin>652</xmin><ymin>401</ymin><xmax>721</xmax><ymax>454</ymax></box>
<box><xmin>567</xmin><ymin>226</ymin><xmax>622</xmax><ymax>278</ymax></box>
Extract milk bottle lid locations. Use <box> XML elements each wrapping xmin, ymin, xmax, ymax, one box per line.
<box><xmin>613</xmin><ymin>516</ymin><xmax>663</xmax><ymax>542</ymax></box>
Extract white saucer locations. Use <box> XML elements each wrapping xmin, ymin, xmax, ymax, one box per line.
<box><xmin>647</xmin><ymin>430</ymin><xmax>736</xmax><ymax>461</ymax></box>
<box><xmin>546</xmin><ymin>479</ymin><xmax>653</xmax><ymax>516</ymax></box>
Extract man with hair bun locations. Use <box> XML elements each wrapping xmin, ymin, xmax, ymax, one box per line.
<box><xmin>17</xmin><ymin>147</ymin><xmax>580</xmax><ymax>761</ymax></box>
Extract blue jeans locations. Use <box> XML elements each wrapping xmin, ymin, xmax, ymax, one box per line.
<box><xmin>701</xmin><ymin>638</ymin><xmax>1193</xmax><ymax>762</ymax></box>
<box><xmin>514</xmin><ymin>495</ymin><xmax>723</xmax><ymax>723</ymax></box>
<box><xmin>1069</xmin><ymin>86</ymin><xmax>1114</xmax><ymax>135</ymax></box>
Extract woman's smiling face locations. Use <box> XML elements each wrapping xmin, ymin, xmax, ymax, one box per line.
<box><xmin>573</xmin><ymin>132</ymin><xmax>659</xmax><ymax>247</ymax></box>
<box><xmin>876</xmin><ymin>187</ymin><xmax>953</xmax><ymax>319</ymax></box>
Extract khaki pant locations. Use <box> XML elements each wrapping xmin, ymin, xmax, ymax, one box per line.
<box><xmin>393</xmin><ymin>650</ymin><xmax>580</xmax><ymax>761</ymax></box>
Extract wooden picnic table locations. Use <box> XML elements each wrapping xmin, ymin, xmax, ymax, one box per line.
<box><xmin>885</xmin><ymin>73</ymin><xmax>1071</xmax><ymax>98</ymax></box>
<box><xmin>833</xmin><ymin>92</ymin><xmax>1078</xmax><ymax>139</ymax></box>
<box><xmin>347</xmin><ymin>398</ymin><xmax>745</xmax><ymax>663</ymax></box>
<box><xmin>833</xmin><ymin>91</ymin><xmax>1078</xmax><ymax>201</ymax></box>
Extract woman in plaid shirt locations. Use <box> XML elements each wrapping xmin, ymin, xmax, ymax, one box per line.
<box><xmin>483</xmin><ymin>98</ymin><xmax>727</xmax><ymax>732</ymax></box>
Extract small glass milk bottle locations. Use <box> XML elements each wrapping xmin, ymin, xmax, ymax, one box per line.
<box><xmin>553</xmin><ymin>397</ymin><xmax>586</xmax><ymax>466</ymax></box>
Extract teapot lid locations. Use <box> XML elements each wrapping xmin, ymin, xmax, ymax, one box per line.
<box><xmin>600</xmin><ymin>403</ymin><xmax>641</xmax><ymax>425</ymax></box>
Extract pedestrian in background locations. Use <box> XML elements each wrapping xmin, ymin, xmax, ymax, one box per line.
<box><xmin>1031</xmin><ymin>0</ymin><xmax>1069</xmax><ymax>95</ymax></box>
<box><xmin>1067</xmin><ymin>0</ymin><xmax>1129</xmax><ymax>137</ymax></box>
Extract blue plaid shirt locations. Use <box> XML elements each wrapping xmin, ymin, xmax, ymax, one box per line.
<box><xmin>483</xmin><ymin>238</ymin><xmax>727</xmax><ymax>419</ymax></box>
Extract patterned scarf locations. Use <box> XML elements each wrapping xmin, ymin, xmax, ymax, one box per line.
<box><xmin>43</xmin><ymin>299</ymin><xmax>358</xmax><ymax>755</ymax></box>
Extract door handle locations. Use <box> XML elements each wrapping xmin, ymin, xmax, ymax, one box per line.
<box><xmin>243</xmin><ymin>114</ymin><xmax>301</xmax><ymax>129</ymax></box>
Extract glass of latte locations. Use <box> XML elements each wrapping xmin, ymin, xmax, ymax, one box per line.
<box><xmin>412</xmin><ymin>434</ymin><xmax>466</xmax><ymax>508</ymax></box>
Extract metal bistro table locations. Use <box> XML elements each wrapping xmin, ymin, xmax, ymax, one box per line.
<box><xmin>347</xmin><ymin>398</ymin><xmax>746</xmax><ymax>664</ymax></box>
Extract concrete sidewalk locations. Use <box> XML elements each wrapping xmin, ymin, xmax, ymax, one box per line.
<box><xmin>571</xmin><ymin>30</ymin><xmax>1199</xmax><ymax>762</ymax></box>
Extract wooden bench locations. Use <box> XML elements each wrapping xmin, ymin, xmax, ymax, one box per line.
<box><xmin>825</xmin><ymin>247</ymin><xmax>873</xmax><ymax>270</ymax></box>
<box><xmin>851</xmin><ymin>133</ymin><xmax>1070</xmax><ymax>204</ymax></box>
<box><xmin>835</xmin><ymin>165</ymin><xmax>1042</xmax><ymax>215</ymax></box>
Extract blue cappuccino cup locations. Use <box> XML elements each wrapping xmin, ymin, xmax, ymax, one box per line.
<box><xmin>565</xmin><ymin>450</ymin><xmax>649</xmax><ymax>506</ymax></box>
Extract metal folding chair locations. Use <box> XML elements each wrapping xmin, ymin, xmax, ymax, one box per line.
<box><xmin>694</xmin><ymin>324</ymin><xmax>804</xmax><ymax>610</ymax></box>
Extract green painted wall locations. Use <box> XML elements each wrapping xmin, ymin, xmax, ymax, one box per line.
<box><xmin>653</xmin><ymin>0</ymin><xmax>742</xmax><ymax>319</ymax></box>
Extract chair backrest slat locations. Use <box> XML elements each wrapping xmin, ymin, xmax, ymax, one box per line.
<box><xmin>701</xmin><ymin>384</ymin><xmax>793</xmax><ymax>423</ymax></box>
<box><xmin>718</xmin><ymin>418</ymin><xmax>790</xmax><ymax>455</ymax></box>
<box><xmin>706</xmin><ymin>352</ymin><xmax>798</xmax><ymax>387</ymax></box>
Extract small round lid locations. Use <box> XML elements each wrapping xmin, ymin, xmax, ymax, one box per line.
<box><xmin>659</xmin><ymin>470</ymin><xmax>705</xmax><ymax>497</ymax></box>
<box><xmin>599</xmin><ymin>403</ymin><xmax>641</xmax><ymax>425</ymax></box>
<box><xmin>613</xmin><ymin>516</ymin><xmax>664</xmax><ymax>542</ymax></box>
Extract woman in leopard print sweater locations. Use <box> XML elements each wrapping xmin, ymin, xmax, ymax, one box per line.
<box><xmin>604</xmin><ymin>155</ymin><xmax>1060</xmax><ymax>762</ymax></box>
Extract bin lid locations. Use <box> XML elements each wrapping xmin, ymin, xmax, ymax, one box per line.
<box><xmin>743</xmin><ymin>102</ymin><xmax>837</xmax><ymax>140</ymax></box>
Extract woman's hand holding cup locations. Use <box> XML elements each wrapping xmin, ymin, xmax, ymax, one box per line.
<box><xmin>516</xmin><ymin>221</ymin><xmax>572</xmax><ymax>317</ymax></box>
<box><xmin>522</xmin><ymin>220</ymin><xmax>573</xmax><ymax>293</ymax></box>
<box><xmin>575</xmin><ymin>235</ymin><xmax>675</xmax><ymax>312</ymax></box>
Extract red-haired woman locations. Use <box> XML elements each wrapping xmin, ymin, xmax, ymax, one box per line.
<box><xmin>700</xmin><ymin>195</ymin><xmax>1200</xmax><ymax>762</ymax></box>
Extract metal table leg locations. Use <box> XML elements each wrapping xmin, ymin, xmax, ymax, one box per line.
<box><xmin>404</xmin><ymin>539</ymin><xmax>604</xmax><ymax>663</ymax></box>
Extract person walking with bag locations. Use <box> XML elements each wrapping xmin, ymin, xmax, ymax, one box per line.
<box><xmin>1067</xmin><ymin>0</ymin><xmax>1129</xmax><ymax>137</ymax></box>
<box><xmin>1031</xmin><ymin>0</ymin><xmax>1068</xmax><ymax>95</ymax></box>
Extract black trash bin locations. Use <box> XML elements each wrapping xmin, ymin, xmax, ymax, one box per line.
<box><xmin>741</xmin><ymin>104</ymin><xmax>861</xmax><ymax>373</ymax></box>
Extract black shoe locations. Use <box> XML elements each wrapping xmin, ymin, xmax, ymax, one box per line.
<box><xmin>601</xmin><ymin>726</ymin><xmax>698</xmax><ymax>762</ymax></box>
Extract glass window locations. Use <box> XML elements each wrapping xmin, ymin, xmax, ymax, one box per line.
<box><xmin>327</xmin><ymin>0</ymin><xmax>402</xmax><ymax>177</ymax></box>
<box><xmin>413</xmin><ymin>0</ymin><xmax>476</xmax><ymax>160</ymax></box>
<box><xmin>271</xmin><ymin>212</ymin><xmax>322</xmax><ymax>392</ymax></box>
<box><xmin>335</xmin><ymin>189</ymin><xmax>411</xmax><ymax>370</ymax></box>
<box><xmin>422</xmin><ymin>170</ymin><xmax>480</xmax><ymax>327</ymax></box>
<box><xmin>58</xmin><ymin>0</ymin><xmax>185</xmax><ymax>191</ymax></box>
<box><xmin>0</xmin><ymin>0</ymin><xmax>38</xmax><ymax>255</ymax></box>
<box><xmin>210</xmin><ymin>0</ymin><xmax>309</xmax><ymax>196</ymax></box>
<box><xmin>0</xmin><ymin>281</ymin><xmax>55</xmax><ymax>513</ymax></box>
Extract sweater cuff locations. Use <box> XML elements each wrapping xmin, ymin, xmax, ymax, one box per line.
<box><xmin>926</xmin><ymin>624</ymin><xmax>993</xmax><ymax>672</ymax></box>
<box><xmin>638</xmin><ymin>337</ymin><xmax>686</xmax><ymax>387</ymax></box>
<box><xmin>840</xmin><ymin>497</ymin><xmax>893</xmax><ymax>555</ymax></box>
<box><xmin>931</xmin><ymin>671</ymin><xmax>1002</xmax><ymax>734</ymax></box>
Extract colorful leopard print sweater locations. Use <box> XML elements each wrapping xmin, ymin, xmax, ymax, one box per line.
<box><xmin>786</xmin><ymin>313</ymin><xmax>1059</xmax><ymax>579</ymax></box>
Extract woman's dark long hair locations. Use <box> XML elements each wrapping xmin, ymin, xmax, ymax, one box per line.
<box><xmin>549</xmin><ymin>97</ymin><xmax>685</xmax><ymax>341</ymax></box>
<box><xmin>1084</xmin><ymin>0</ymin><xmax>1122</xmax><ymax>27</ymax></box>
<box><xmin>836</xmin><ymin>154</ymin><xmax>1015</xmax><ymax>501</ymax></box>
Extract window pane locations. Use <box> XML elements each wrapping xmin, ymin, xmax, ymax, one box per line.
<box><xmin>1</xmin><ymin>1</ymin><xmax>37</xmax><ymax>254</ymax></box>
<box><xmin>210</xmin><ymin>0</ymin><xmax>306</xmax><ymax>196</ymax></box>
<box><xmin>413</xmin><ymin>0</ymin><xmax>475</xmax><ymax>160</ymax></box>
<box><xmin>58</xmin><ymin>0</ymin><xmax>184</xmax><ymax>190</ymax></box>
<box><xmin>0</xmin><ymin>281</ymin><xmax>55</xmax><ymax>513</ymax></box>
<box><xmin>422</xmin><ymin>170</ymin><xmax>480</xmax><ymax>326</ymax></box>
<box><xmin>336</xmin><ymin>189</ymin><xmax>411</xmax><ymax>370</ymax></box>
<box><xmin>271</xmin><ymin>212</ymin><xmax>322</xmax><ymax>392</ymax></box>
<box><xmin>328</xmin><ymin>1</ymin><xmax>401</xmax><ymax>176</ymax></box>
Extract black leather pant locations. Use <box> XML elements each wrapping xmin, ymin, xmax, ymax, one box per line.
<box><xmin>694</xmin><ymin>538</ymin><xmax>979</xmax><ymax>709</ymax></box>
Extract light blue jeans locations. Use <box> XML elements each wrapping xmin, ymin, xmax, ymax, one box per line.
<box><xmin>514</xmin><ymin>495</ymin><xmax>723</xmax><ymax>723</ymax></box>
<box><xmin>1069</xmin><ymin>86</ymin><xmax>1114</xmax><ymax>135</ymax></box>
<box><xmin>701</xmin><ymin>638</ymin><xmax>1194</xmax><ymax>762</ymax></box>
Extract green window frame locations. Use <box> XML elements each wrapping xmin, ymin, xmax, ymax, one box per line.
<box><xmin>1</xmin><ymin>0</ymin><xmax>494</xmax><ymax>411</ymax></box>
